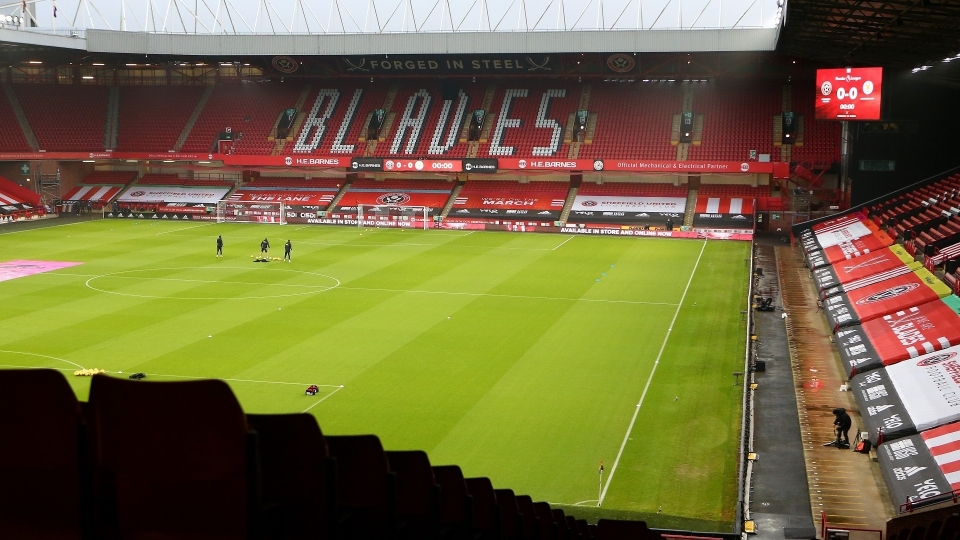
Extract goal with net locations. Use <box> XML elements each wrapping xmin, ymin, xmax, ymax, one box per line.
<box><xmin>216</xmin><ymin>201</ymin><xmax>286</xmax><ymax>224</ymax></box>
<box><xmin>357</xmin><ymin>204</ymin><xmax>431</xmax><ymax>230</ymax></box>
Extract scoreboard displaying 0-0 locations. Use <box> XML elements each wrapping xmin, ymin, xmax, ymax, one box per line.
<box><xmin>815</xmin><ymin>67</ymin><xmax>883</xmax><ymax>120</ymax></box>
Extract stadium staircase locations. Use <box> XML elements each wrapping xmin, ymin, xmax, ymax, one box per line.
<box><xmin>270</xmin><ymin>84</ymin><xmax>312</xmax><ymax>155</ymax></box>
<box><xmin>464</xmin><ymin>84</ymin><xmax>498</xmax><ymax>157</ymax></box>
<box><xmin>558</xmin><ymin>177</ymin><xmax>582</xmax><ymax>224</ymax></box>
<box><xmin>103</xmin><ymin>87</ymin><xmax>120</xmax><ymax>150</ymax></box>
<box><xmin>325</xmin><ymin>177</ymin><xmax>354</xmax><ymax>210</ymax></box>
<box><xmin>362</xmin><ymin>83</ymin><xmax>400</xmax><ymax>156</ymax></box>
<box><xmin>2</xmin><ymin>84</ymin><xmax>39</xmax><ymax>151</ymax></box>
<box><xmin>682</xmin><ymin>178</ymin><xmax>700</xmax><ymax>228</ymax></box>
<box><xmin>439</xmin><ymin>180</ymin><xmax>465</xmax><ymax>220</ymax></box>
<box><xmin>172</xmin><ymin>84</ymin><xmax>216</xmax><ymax>152</ymax></box>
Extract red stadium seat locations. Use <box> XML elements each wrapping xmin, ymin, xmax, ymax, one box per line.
<box><xmin>465</xmin><ymin>477</ymin><xmax>499</xmax><ymax>539</ymax></box>
<box><xmin>386</xmin><ymin>450</ymin><xmax>442</xmax><ymax>540</ymax></box>
<box><xmin>0</xmin><ymin>369</ymin><xmax>84</xmax><ymax>540</ymax></box>
<box><xmin>325</xmin><ymin>434</ymin><xmax>397</xmax><ymax>539</ymax></box>
<box><xmin>432</xmin><ymin>465</ymin><xmax>473</xmax><ymax>539</ymax></box>
<box><xmin>86</xmin><ymin>375</ymin><xmax>250</xmax><ymax>539</ymax></box>
<box><xmin>246</xmin><ymin>413</ymin><xmax>337</xmax><ymax>539</ymax></box>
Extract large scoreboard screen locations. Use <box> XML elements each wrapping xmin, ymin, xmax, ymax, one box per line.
<box><xmin>815</xmin><ymin>67</ymin><xmax>883</xmax><ymax>120</ymax></box>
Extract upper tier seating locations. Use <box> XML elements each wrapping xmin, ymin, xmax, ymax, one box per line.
<box><xmin>0</xmin><ymin>94</ymin><xmax>31</xmax><ymax>152</ymax></box>
<box><xmin>578</xmin><ymin>84</ymin><xmax>681</xmax><ymax>161</ymax></box>
<box><xmin>182</xmin><ymin>82</ymin><xmax>305</xmax><ymax>155</ymax></box>
<box><xmin>15</xmin><ymin>84</ymin><xmax>107</xmax><ymax>151</ymax></box>
<box><xmin>685</xmin><ymin>81</ymin><xmax>780</xmax><ymax>162</ymax></box>
<box><xmin>117</xmin><ymin>86</ymin><xmax>205</xmax><ymax>151</ymax></box>
<box><xmin>10</xmin><ymin>81</ymin><xmax>840</xmax><ymax>165</ymax></box>
<box><xmin>578</xmin><ymin>182</ymin><xmax>687</xmax><ymax>197</ymax></box>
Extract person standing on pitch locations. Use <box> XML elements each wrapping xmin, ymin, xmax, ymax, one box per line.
<box><xmin>216</xmin><ymin>235</ymin><xmax>223</xmax><ymax>258</ymax></box>
<box><xmin>833</xmin><ymin>408</ymin><xmax>852</xmax><ymax>449</ymax></box>
<box><xmin>260</xmin><ymin>238</ymin><xmax>270</xmax><ymax>255</ymax></box>
<box><xmin>284</xmin><ymin>240</ymin><xmax>292</xmax><ymax>262</ymax></box>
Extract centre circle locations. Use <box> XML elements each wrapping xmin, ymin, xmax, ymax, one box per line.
<box><xmin>85</xmin><ymin>267</ymin><xmax>341</xmax><ymax>300</ymax></box>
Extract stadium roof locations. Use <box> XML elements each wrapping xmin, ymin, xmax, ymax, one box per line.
<box><xmin>0</xmin><ymin>0</ymin><xmax>785</xmax><ymax>55</ymax></box>
<box><xmin>778</xmin><ymin>0</ymin><xmax>960</xmax><ymax>68</ymax></box>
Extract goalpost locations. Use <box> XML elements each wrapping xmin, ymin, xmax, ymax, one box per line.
<box><xmin>216</xmin><ymin>201</ymin><xmax>287</xmax><ymax>225</ymax></box>
<box><xmin>357</xmin><ymin>204</ymin><xmax>430</xmax><ymax>230</ymax></box>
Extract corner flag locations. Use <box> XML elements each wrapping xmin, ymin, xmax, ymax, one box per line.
<box><xmin>599</xmin><ymin>461</ymin><xmax>604</xmax><ymax>474</ymax></box>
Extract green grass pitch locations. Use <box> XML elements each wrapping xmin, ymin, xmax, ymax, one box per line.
<box><xmin>0</xmin><ymin>219</ymin><xmax>749</xmax><ymax>530</ymax></box>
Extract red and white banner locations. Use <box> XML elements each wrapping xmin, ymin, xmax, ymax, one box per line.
<box><xmin>814</xmin><ymin>219</ymin><xmax>875</xmax><ymax>249</ymax></box>
<box><xmin>888</xmin><ymin>345</ymin><xmax>960</xmax><ymax>433</ymax></box>
<box><xmin>229</xmin><ymin>189</ymin><xmax>335</xmax><ymax>206</ymax></box>
<box><xmin>0</xmin><ymin>191</ymin><xmax>24</xmax><ymax>205</ymax></box>
<box><xmin>62</xmin><ymin>185</ymin><xmax>122</xmax><ymax>202</ymax></box>
<box><xmin>824</xmin><ymin>268</ymin><xmax>950</xmax><ymax>328</ymax></box>
<box><xmin>117</xmin><ymin>186</ymin><xmax>231</xmax><ymax>204</ymax></box>
<box><xmin>694</xmin><ymin>197</ymin><xmax>756</xmax><ymax>215</ymax></box>
<box><xmin>570</xmin><ymin>195</ymin><xmax>686</xmax><ymax>213</ymax></box>
<box><xmin>921</xmin><ymin>422</ymin><xmax>960</xmax><ymax>492</ymax></box>
<box><xmin>807</xmin><ymin>231</ymin><xmax>896</xmax><ymax>269</ymax></box>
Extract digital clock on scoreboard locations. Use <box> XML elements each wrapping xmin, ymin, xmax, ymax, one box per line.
<box><xmin>815</xmin><ymin>67</ymin><xmax>883</xmax><ymax>121</ymax></box>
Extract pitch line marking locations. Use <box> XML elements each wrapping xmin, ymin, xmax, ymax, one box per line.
<box><xmin>303</xmin><ymin>385</ymin><xmax>345</xmax><ymax>413</ymax></box>
<box><xmin>552</xmin><ymin>235</ymin><xmax>575</xmax><ymax>251</ymax></box>
<box><xmin>154</xmin><ymin>222</ymin><xmax>214</xmax><ymax>235</ymax></box>
<box><xmin>598</xmin><ymin>239</ymin><xmax>707</xmax><ymax>507</ymax></box>
<box><xmin>0</xmin><ymin>350</ymin><xmax>85</xmax><ymax>369</ymax></box>
<box><xmin>0</xmin><ymin>220</ymin><xmax>89</xmax><ymax>235</ymax></box>
<box><xmin>0</xmin><ymin>363</ymin><xmax>343</xmax><ymax>389</ymax></box>
<box><xmin>338</xmin><ymin>286</ymin><xmax>678</xmax><ymax>306</ymax></box>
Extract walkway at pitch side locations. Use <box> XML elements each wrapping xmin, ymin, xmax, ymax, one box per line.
<box><xmin>748</xmin><ymin>239</ymin><xmax>817</xmax><ymax>540</ymax></box>
<box><xmin>776</xmin><ymin>242</ymin><xmax>891</xmax><ymax>536</ymax></box>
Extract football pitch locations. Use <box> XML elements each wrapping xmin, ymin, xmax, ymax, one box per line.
<box><xmin>0</xmin><ymin>219</ymin><xmax>749</xmax><ymax>530</ymax></box>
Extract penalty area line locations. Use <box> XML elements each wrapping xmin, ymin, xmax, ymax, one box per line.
<box><xmin>598</xmin><ymin>240</ymin><xmax>707</xmax><ymax>507</ymax></box>
<box><xmin>154</xmin><ymin>222</ymin><xmax>214</xmax><ymax>235</ymax></box>
<box><xmin>302</xmin><ymin>385</ymin><xmax>345</xmax><ymax>413</ymax></box>
<box><xmin>552</xmin><ymin>235</ymin><xmax>574</xmax><ymax>251</ymax></box>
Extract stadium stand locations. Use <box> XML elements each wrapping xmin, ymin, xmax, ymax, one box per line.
<box><xmin>181</xmin><ymin>82</ymin><xmax>305</xmax><ymax>155</ymax></box>
<box><xmin>117</xmin><ymin>86</ymin><xmax>205</xmax><ymax>151</ymax></box>
<box><xmin>0</xmin><ymin>175</ymin><xmax>45</xmax><ymax>222</ymax></box>
<box><xmin>578</xmin><ymin>84</ymin><xmax>681</xmax><ymax>161</ymax></box>
<box><xmin>0</xmin><ymin>92</ymin><xmax>32</xmax><ymax>152</ymax></box>
<box><xmin>3</xmin><ymin>81</ymin><xmax>839</xmax><ymax>165</ymax></box>
<box><xmin>14</xmin><ymin>84</ymin><xmax>108</xmax><ymax>151</ymax></box>
<box><xmin>685</xmin><ymin>81</ymin><xmax>780</xmax><ymax>162</ymax></box>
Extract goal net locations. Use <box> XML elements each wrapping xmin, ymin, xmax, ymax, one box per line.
<box><xmin>357</xmin><ymin>204</ymin><xmax>430</xmax><ymax>230</ymax></box>
<box><xmin>217</xmin><ymin>201</ymin><xmax>287</xmax><ymax>224</ymax></box>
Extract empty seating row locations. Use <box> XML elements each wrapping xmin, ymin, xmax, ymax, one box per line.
<box><xmin>249</xmin><ymin>177</ymin><xmax>344</xmax><ymax>189</ymax></box>
<box><xmin>577</xmin><ymin>182</ymin><xmax>687</xmax><ymax>197</ymax></box>
<box><xmin>79</xmin><ymin>170</ymin><xmax>138</xmax><ymax>185</ymax></box>
<box><xmin>135</xmin><ymin>173</ymin><xmax>233</xmax><ymax>187</ymax></box>
<box><xmin>1</xmin><ymin>369</ymin><xmax>667</xmax><ymax>540</ymax></box>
